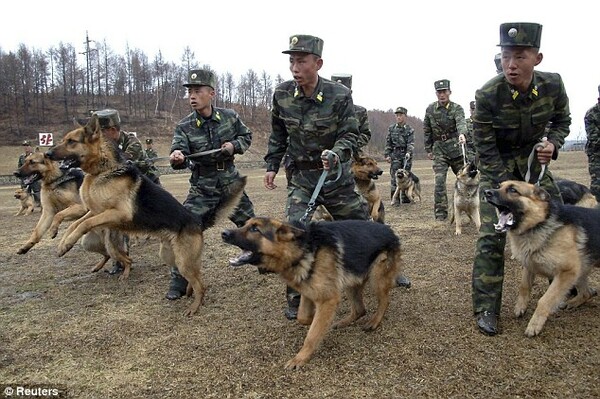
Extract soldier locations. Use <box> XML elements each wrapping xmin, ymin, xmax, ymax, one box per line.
<box><xmin>264</xmin><ymin>34</ymin><xmax>370</xmax><ymax>319</ymax></box>
<box><xmin>385</xmin><ymin>106</ymin><xmax>415</xmax><ymax>204</ymax></box>
<box><xmin>144</xmin><ymin>138</ymin><xmax>161</xmax><ymax>185</ymax></box>
<box><xmin>464</xmin><ymin>101</ymin><xmax>477</xmax><ymax>162</ymax></box>
<box><xmin>472</xmin><ymin>22</ymin><xmax>571</xmax><ymax>336</ymax></box>
<box><xmin>94</xmin><ymin>109</ymin><xmax>161</xmax><ymax>275</ymax></box>
<box><xmin>169</xmin><ymin>69</ymin><xmax>255</xmax><ymax>300</ymax></box>
<box><xmin>331</xmin><ymin>73</ymin><xmax>371</xmax><ymax>157</ymax></box>
<box><xmin>423</xmin><ymin>79</ymin><xmax>468</xmax><ymax>220</ymax></box>
<box><xmin>584</xmin><ymin>85</ymin><xmax>600</xmax><ymax>201</ymax></box>
<box><xmin>17</xmin><ymin>140</ymin><xmax>41</xmax><ymax>207</ymax></box>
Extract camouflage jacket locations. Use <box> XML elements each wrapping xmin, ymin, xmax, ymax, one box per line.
<box><xmin>354</xmin><ymin>104</ymin><xmax>371</xmax><ymax>155</ymax></box>
<box><xmin>384</xmin><ymin>123</ymin><xmax>415</xmax><ymax>159</ymax></box>
<box><xmin>423</xmin><ymin>101</ymin><xmax>467</xmax><ymax>156</ymax></box>
<box><xmin>18</xmin><ymin>152</ymin><xmax>33</xmax><ymax>168</ymax></box>
<box><xmin>117</xmin><ymin>131</ymin><xmax>160</xmax><ymax>179</ymax></box>
<box><xmin>464</xmin><ymin>117</ymin><xmax>476</xmax><ymax>158</ymax></box>
<box><xmin>171</xmin><ymin>106</ymin><xmax>252</xmax><ymax>169</ymax></box>
<box><xmin>473</xmin><ymin>71</ymin><xmax>571</xmax><ymax>185</ymax></box>
<box><xmin>584</xmin><ymin>101</ymin><xmax>600</xmax><ymax>154</ymax></box>
<box><xmin>264</xmin><ymin>76</ymin><xmax>359</xmax><ymax>173</ymax></box>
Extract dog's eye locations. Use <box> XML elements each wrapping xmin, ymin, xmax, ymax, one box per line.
<box><xmin>508</xmin><ymin>186</ymin><xmax>518</xmax><ymax>194</ymax></box>
<box><xmin>249</xmin><ymin>225</ymin><xmax>259</xmax><ymax>233</ymax></box>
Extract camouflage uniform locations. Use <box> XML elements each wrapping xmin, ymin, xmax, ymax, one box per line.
<box><xmin>464</xmin><ymin>101</ymin><xmax>477</xmax><ymax>161</ymax></box>
<box><xmin>423</xmin><ymin>80</ymin><xmax>468</xmax><ymax>220</ymax></box>
<box><xmin>472</xmin><ymin>23</ymin><xmax>571</xmax><ymax>325</ymax></box>
<box><xmin>17</xmin><ymin>141</ymin><xmax>41</xmax><ymax>205</ymax></box>
<box><xmin>266</xmin><ymin>35</ymin><xmax>370</xmax><ymax>318</ymax></box>
<box><xmin>145</xmin><ymin>139</ymin><xmax>159</xmax><ymax>160</ymax></box>
<box><xmin>385</xmin><ymin>107</ymin><xmax>415</xmax><ymax>201</ymax></box>
<box><xmin>584</xmin><ymin>86</ymin><xmax>600</xmax><ymax>201</ymax></box>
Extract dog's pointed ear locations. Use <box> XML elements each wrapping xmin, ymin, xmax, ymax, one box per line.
<box><xmin>276</xmin><ymin>223</ymin><xmax>305</xmax><ymax>242</ymax></box>
<box><xmin>533</xmin><ymin>185</ymin><xmax>551</xmax><ymax>202</ymax></box>
<box><xmin>84</xmin><ymin>114</ymin><xmax>103</xmax><ymax>140</ymax></box>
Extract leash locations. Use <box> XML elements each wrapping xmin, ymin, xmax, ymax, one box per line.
<box><xmin>150</xmin><ymin>148</ymin><xmax>224</xmax><ymax>163</ymax></box>
<box><xmin>524</xmin><ymin>138</ymin><xmax>548</xmax><ymax>186</ymax></box>
<box><xmin>299</xmin><ymin>150</ymin><xmax>342</xmax><ymax>224</ymax></box>
<box><xmin>402</xmin><ymin>153</ymin><xmax>410</xmax><ymax>169</ymax></box>
<box><xmin>460</xmin><ymin>142</ymin><xmax>467</xmax><ymax>165</ymax></box>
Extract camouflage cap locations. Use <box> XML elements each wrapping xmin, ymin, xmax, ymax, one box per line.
<box><xmin>498</xmin><ymin>22</ymin><xmax>542</xmax><ymax>48</ymax></box>
<box><xmin>22</xmin><ymin>140</ymin><xmax>31</xmax><ymax>146</ymax></box>
<box><xmin>282</xmin><ymin>34</ymin><xmax>324</xmax><ymax>57</ymax></box>
<box><xmin>469</xmin><ymin>101</ymin><xmax>475</xmax><ymax>110</ymax></box>
<box><xmin>93</xmin><ymin>109</ymin><xmax>121</xmax><ymax>129</ymax></box>
<box><xmin>434</xmin><ymin>79</ymin><xmax>450</xmax><ymax>91</ymax></box>
<box><xmin>331</xmin><ymin>73</ymin><xmax>352</xmax><ymax>89</ymax></box>
<box><xmin>145</xmin><ymin>138</ymin><xmax>153</xmax><ymax>144</ymax></box>
<box><xmin>394</xmin><ymin>107</ymin><xmax>407</xmax><ymax>115</ymax></box>
<box><xmin>494</xmin><ymin>53</ymin><xmax>502</xmax><ymax>74</ymax></box>
<box><xmin>183</xmin><ymin>69</ymin><xmax>217</xmax><ymax>89</ymax></box>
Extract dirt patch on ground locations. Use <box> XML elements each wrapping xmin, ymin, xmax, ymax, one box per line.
<box><xmin>0</xmin><ymin>152</ymin><xmax>598</xmax><ymax>398</ymax></box>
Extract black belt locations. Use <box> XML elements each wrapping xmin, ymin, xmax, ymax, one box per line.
<box><xmin>194</xmin><ymin>160</ymin><xmax>234</xmax><ymax>173</ymax></box>
<box><xmin>437</xmin><ymin>133</ymin><xmax>457</xmax><ymax>141</ymax></box>
<box><xmin>294</xmin><ymin>160</ymin><xmax>324</xmax><ymax>170</ymax></box>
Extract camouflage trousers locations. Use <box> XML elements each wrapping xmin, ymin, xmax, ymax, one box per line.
<box><xmin>432</xmin><ymin>154</ymin><xmax>464</xmax><ymax>219</ymax></box>
<box><xmin>171</xmin><ymin>170</ymin><xmax>255</xmax><ymax>280</ymax></box>
<box><xmin>587</xmin><ymin>153</ymin><xmax>600</xmax><ymax>202</ymax></box>
<box><xmin>389</xmin><ymin>156</ymin><xmax>412</xmax><ymax>200</ymax></box>
<box><xmin>471</xmin><ymin>173</ymin><xmax>561</xmax><ymax>315</ymax></box>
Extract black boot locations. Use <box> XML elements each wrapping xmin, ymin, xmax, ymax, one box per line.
<box><xmin>166</xmin><ymin>267</ymin><xmax>188</xmax><ymax>300</ymax></box>
<box><xmin>284</xmin><ymin>286</ymin><xmax>300</xmax><ymax>320</ymax></box>
<box><xmin>476</xmin><ymin>311</ymin><xmax>498</xmax><ymax>336</ymax></box>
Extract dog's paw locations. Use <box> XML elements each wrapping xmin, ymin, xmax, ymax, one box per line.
<box><xmin>524</xmin><ymin>315</ymin><xmax>546</xmax><ymax>337</ymax></box>
<box><xmin>17</xmin><ymin>244</ymin><xmax>32</xmax><ymax>255</ymax></box>
<box><xmin>57</xmin><ymin>243</ymin><xmax>73</xmax><ymax>257</ymax></box>
<box><xmin>514</xmin><ymin>300</ymin><xmax>528</xmax><ymax>318</ymax></box>
<box><xmin>285</xmin><ymin>355</ymin><xmax>309</xmax><ymax>370</ymax></box>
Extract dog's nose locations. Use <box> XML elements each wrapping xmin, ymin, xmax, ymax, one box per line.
<box><xmin>221</xmin><ymin>230</ymin><xmax>232</xmax><ymax>241</ymax></box>
<box><xmin>484</xmin><ymin>189</ymin><xmax>494</xmax><ymax>199</ymax></box>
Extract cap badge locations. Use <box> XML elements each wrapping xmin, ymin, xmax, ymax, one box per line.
<box><xmin>191</xmin><ymin>73</ymin><xmax>198</xmax><ymax>80</ymax></box>
<box><xmin>290</xmin><ymin>36</ymin><xmax>298</xmax><ymax>48</ymax></box>
<box><xmin>508</xmin><ymin>28</ymin><xmax>518</xmax><ymax>38</ymax></box>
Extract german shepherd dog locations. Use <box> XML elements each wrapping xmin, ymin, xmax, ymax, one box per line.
<box><xmin>312</xmin><ymin>155</ymin><xmax>385</xmax><ymax>223</ymax></box>
<box><xmin>351</xmin><ymin>155</ymin><xmax>385</xmax><ymax>223</ymax></box>
<box><xmin>391</xmin><ymin>169</ymin><xmax>421</xmax><ymax>205</ymax></box>
<box><xmin>47</xmin><ymin>115</ymin><xmax>246</xmax><ymax>316</ymax></box>
<box><xmin>14</xmin><ymin>152</ymin><xmax>88</xmax><ymax>253</ymax></box>
<box><xmin>485</xmin><ymin>180</ymin><xmax>600</xmax><ymax>337</ymax></box>
<box><xmin>449</xmin><ymin>161</ymin><xmax>481</xmax><ymax>235</ymax></box>
<box><xmin>13</xmin><ymin>152</ymin><xmax>126</xmax><ymax>272</ymax></box>
<box><xmin>222</xmin><ymin>217</ymin><xmax>402</xmax><ymax>369</ymax></box>
<box><xmin>14</xmin><ymin>188</ymin><xmax>35</xmax><ymax>216</ymax></box>
<box><xmin>556</xmin><ymin>179</ymin><xmax>598</xmax><ymax>208</ymax></box>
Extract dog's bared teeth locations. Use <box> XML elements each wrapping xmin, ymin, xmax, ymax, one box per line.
<box><xmin>494</xmin><ymin>211</ymin><xmax>514</xmax><ymax>233</ymax></box>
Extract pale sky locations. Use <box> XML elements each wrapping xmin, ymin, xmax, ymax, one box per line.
<box><xmin>2</xmin><ymin>0</ymin><xmax>597</xmax><ymax>141</ymax></box>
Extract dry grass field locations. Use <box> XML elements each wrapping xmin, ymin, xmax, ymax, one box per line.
<box><xmin>0</xmin><ymin>151</ymin><xmax>598</xmax><ymax>398</ymax></box>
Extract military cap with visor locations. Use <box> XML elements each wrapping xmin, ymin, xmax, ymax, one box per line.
<box><xmin>93</xmin><ymin>109</ymin><xmax>121</xmax><ymax>129</ymax></box>
<box><xmin>183</xmin><ymin>69</ymin><xmax>217</xmax><ymax>89</ymax></box>
<box><xmin>22</xmin><ymin>140</ymin><xmax>31</xmax><ymax>146</ymax></box>
<box><xmin>498</xmin><ymin>22</ymin><xmax>543</xmax><ymax>48</ymax></box>
<box><xmin>394</xmin><ymin>107</ymin><xmax>407</xmax><ymax>115</ymax></box>
<box><xmin>469</xmin><ymin>101</ymin><xmax>476</xmax><ymax>110</ymax></box>
<box><xmin>331</xmin><ymin>73</ymin><xmax>352</xmax><ymax>89</ymax></box>
<box><xmin>283</xmin><ymin>34</ymin><xmax>324</xmax><ymax>57</ymax></box>
<box><xmin>434</xmin><ymin>79</ymin><xmax>450</xmax><ymax>91</ymax></box>
<box><xmin>145</xmin><ymin>138</ymin><xmax>153</xmax><ymax>144</ymax></box>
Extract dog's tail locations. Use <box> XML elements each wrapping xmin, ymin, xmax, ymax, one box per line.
<box><xmin>201</xmin><ymin>176</ymin><xmax>247</xmax><ymax>229</ymax></box>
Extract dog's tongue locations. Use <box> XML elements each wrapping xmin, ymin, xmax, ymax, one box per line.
<box><xmin>229</xmin><ymin>250</ymin><xmax>253</xmax><ymax>267</ymax></box>
<box><xmin>494</xmin><ymin>211</ymin><xmax>514</xmax><ymax>233</ymax></box>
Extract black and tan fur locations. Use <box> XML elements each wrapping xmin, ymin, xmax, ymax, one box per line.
<box><xmin>391</xmin><ymin>169</ymin><xmax>421</xmax><ymax>205</ymax></box>
<box><xmin>449</xmin><ymin>161</ymin><xmax>481</xmax><ymax>235</ymax></box>
<box><xmin>222</xmin><ymin>217</ymin><xmax>402</xmax><ymax>369</ymax></box>
<box><xmin>485</xmin><ymin>180</ymin><xmax>600</xmax><ymax>337</ymax></box>
<box><xmin>47</xmin><ymin>115</ymin><xmax>246</xmax><ymax>316</ymax></box>
<box><xmin>556</xmin><ymin>179</ymin><xmax>598</xmax><ymax>208</ymax></box>
<box><xmin>13</xmin><ymin>151</ymin><xmax>126</xmax><ymax>272</ymax></box>
<box><xmin>14</xmin><ymin>188</ymin><xmax>35</xmax><ymax>216</ymax></box>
